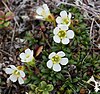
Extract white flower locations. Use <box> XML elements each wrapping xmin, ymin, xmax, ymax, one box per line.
<box><xmin>36</xmin><ymin>4</ymin><xmax>54</xmax><ymax>21</ymax></box>
<box><xmin>53</xmin><ymin>25</ymin><xmax>74</xmax><ymax>44</ymax></box>
<box><xmin>5</xmin><ymin>65</ymin><xmax>25</xmax><ymax>84</ymax></box>
<box><xmin>47</xmin><ymin>51</ymin><xmax>68</xmax><ymax>72</ymax></box>
<box><xmin>56</xmin><ymin>10</ymin><xmax>72</xmax><ymax>27</ymax></box>
<box><xmin>19</xmin><ymin>48</ymin><xmax>34</xmax><ymax>62</ymax></box>
<box><xmin>87</xmin><ymin>76</ymin><xmax>100</xmax><ymax>92</ymax></box>
<box><xmin>87</xmin><ymin>76</ymin><xmax>96</xmax><ymax>83</ymax></box>
<box><xmin>94</xmin><ymin>81</ymin><xmax>100</xmax><ymax>92</ymax></box>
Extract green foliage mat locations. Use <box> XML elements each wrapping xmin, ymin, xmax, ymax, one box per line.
<box><xmin>19</xmin><ymin>5</ymin><xmax>100</xmax><ymax>94</ymax></box>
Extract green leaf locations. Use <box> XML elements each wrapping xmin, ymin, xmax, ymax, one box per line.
<box><xmin>42</xmin><ymin>91</ymin><xmax>49</xmax><ymax>94</ymax></box>
<box><xmin>35</xmin><ymin>87</ymin><xmax>40</xmax><ymax>94</ymax></box>
<box><xmin>29</xmin><ymin>91</ymin><xmax>36</xmax><ymax>94</ymax></box>
<box><xmin>56</xmin><ymin>73</ymin><xmax>64</xmax><ymax>80</ymax></box>
<box><xmin>3</xmin><ymin>21</ymin><xmax>10</xmax><ymax>27</ymax></box>
<box><xmin>46</xmin><ymin>84</ymin><xmax>54</xmax><ymax>91</ymax></box>
<box><xmin>24</xmin><ymin>78</ymin><xmax>31</xmax><ymax>84</ymax></box>
<box><xmin>39</xmin><ymin>81</ymin><xmax>47</xmax><ymax>90</ymax></box>
<box><xmin>0</xmin><ymin>18</ymin><xmax>4</xmax><ymax>24</ymax></box>
<box><xmin>30</xmin><ymin>84</ymin><xmax>36</xmax><ymax>90</ymax></box>
<box><xmin>65</xmin><ymin>89</ymin><xmax>73</xmax><ymax>94</ymax></box>
<box><xmin>5</xmin><ymin>12</ymin><xmax>14</xmax><ymax>21</ymax></box>
<box><xmin>0</xmin><ymin>24</ymin><xmax>3</xmax><ymax>29</ymax></box>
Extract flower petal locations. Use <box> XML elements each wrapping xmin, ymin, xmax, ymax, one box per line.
<box><xmin>18</xmin><ymin>77</ymin><xmax>24</xmax><ymax>84</ymax></box>
<box><xmin>53</xmin><ymin>64</ymin><xmax>61</xmax><ymax>72</ymax></box>
<box><xmin>68</xmin><ymin>12</ymin><xmax>71</xmax><ymax>19</ymax></box>
<box><xmin>53</xmin><ymin>35</ymin><xmax>60</xmax><ymax>43</ymax></box>
<box><xmin>36</xmin><ymin>7</ymin><xmax>43</xmax><ymax>15</ymax></box>
<box><xmin>35</xmin><ymin>15</ymin><xmax>44</xmax><ymax>20</ymax></box>
<box><xmin>5</xmin><ymin>68</ymin><xmax>13</xmax><ymax>74</ymax></box>
<box><xmin>25</xmin><ymin>48</ymin><xmax>32</xmax><ymax>54</ymax></box>
<box><xmin>56</xmin><ymin>17</ymin><xmax>62</xmax><ymax>24</ymax></box>
<box><xmin>60</xmin><ymin>58</ymin><xmax>68</xmax><ymax>65</ymax></box>
<box><xmin>66</xmin><ymin>30</ymin><xmax>74</xmax><ymax>39</ymax></box>
<box><xmin>57</xmin><ymin>51</ymin><xmax>65</xmax><ymax>57</ymax></box>
<box><xmin>53</xmin><ymin>27</ymin><xmax>59</xmax><ymax>35</ymax></box>
<box><xmin>31</xmin><ymin>50</ymin><xmax>33</xmax><ymax>56</ymax></box>
<box><xmin>26</xmin><ymin>56</ymin><xmax>33</xmax><ymax>62</ymax></box>
<box><xmin>21</xmin><ymin>59</ymin><xmax>27</xmax><ymax>62</ymax></box>
<box><xmin>58</xmin><ymin>24</ymin><xmax>68</xmax><ymax>30</ymax></box>
<box><xmin>87</xmin><ymin>76</ymin><xmax>96</xmax><ymax>83</ymax></box>
<box><xmin>19</xmin><ymin>53</ymin><xmax>25</xmax><ymax>60</ymax></box>
<box><xmin>9</xmin><ymin>65</ymin><xmax>17</xmax><ymax>70</ymax></box>
<box><xmin>43</xmin><ymin>4</ymin><xmax>49</xmax><ymax>10</ymax></box>
<box><xmin>47</xmin><ymin>60</ymin><xmax>53</xmax><ymax>68</ymax></box>
<box><xmin>43</xmin><ymin>4</ymin><xmax>50</xmax><ymax>15</ymax></box>
<box><xmin>19</xmin><ymin>70</ymin><xmax>25</xmax><ymax>78</ymax></box>
<box><xmin>60</xmin><ymin>10</ymin><xmax>67</xmax><ymax>18</ymax></box>
<box><xmin>62</xmin><ymin>38</ymin><xmax>70</xmax><ymax>44</ymax></box>
<box><xmin>49</xmin><ymin>52</ymin><xmax>56</xmax><ymax>59</ymax></box>
<box><xmin>9</xmin><ymin>74</ymin><xmax>17</xmax><ymax>82</ymax></box>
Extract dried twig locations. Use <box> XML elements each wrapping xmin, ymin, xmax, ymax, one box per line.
<box><xmin>10</xmin><ymin>26</ymin><xmax>16</xmax><ymax>53</ymax></box>
<box><xmin>0</xmin><ymin>49</ymin><xmax>12</xmax><ymax>57</ymax></box>
<box><xmin>94</xmin><ymin>20</ymin><xmax>100</xmax><ymax>28</ymax></box>
<box><xmin>2</xmin><ymin>0</ymin><xmax>19</xmax><ymax>27</ymax></box>
<box><xmin>54</xmin><ymin>1</ymin><xmax>100</xmax><ymax>20</ymax></box>
<box><xmin>2</xmin><ymin>0</ymin><xmax>12</xmax><ymax>13</ymax></box>
<box><xmin>90</xmin><ymin>18</ymin><xmax>94</xmax><ymax>41</ymax></box>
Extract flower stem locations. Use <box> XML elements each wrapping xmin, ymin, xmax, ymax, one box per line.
<box><xmin>25</xmin><ymin>64</ymin><xmax>33</xmax><ymax>76</ymax></box>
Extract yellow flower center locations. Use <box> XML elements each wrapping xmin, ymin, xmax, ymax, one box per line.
<box><xmin>41</xmin><ymin>10</ymin><xmax>46</xmax><ymax>17</ymax></box>
<box><xmin>63</xmin><ymin>18</ymin><xmax>69</xmax><ymax>24</ymax></box>
<box><xmin>58</xmin><ymin>30</ymin><xmax>66</xmax><ymax>39</ymax></box>
<box><xmin>47</xmin><ymin>14</ymin><xmax>54</xmax><ymax>22</ymax></box>
<box><xmin>13</xmin><ymin>70</ymin><xmax>20</xmax><ymax>77</ymax></box>
<box><xmin>12</xmin><ymin>66</ymin><xmax>24</xmax><ymax>77</ymax></box>
<box><xmin>51</xmin><ymin>55</ymin><xmax>61</xmax><ymax>64</ymax></box>
<box><xmin>41</xmin><ymin>10</ymin><xmax>53</xmax><ymax>22</ymax></box>
<box><xmin>17</xmin><ymin>66</ymin><xmax>24</xmax><ymax>71</ymax></box>
<box><xmin>26</xmin><ymin>54</ymin><xmax>30</xmax><ymax>58</ymax></box>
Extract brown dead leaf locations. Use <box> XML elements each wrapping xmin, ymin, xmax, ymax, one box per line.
<box><xmin>35</xmin><ymin>46</ymin><xmax>43</xmax><ymax>57</ymax></box>
<box><xmin>0</xmin><ymin>11</ymin><xmax>4</xmax><ymax>17</ymax></box>
<box><xmin>35</xmin><ymin>67</ymin><xmax>40</xmax><ymax>74</ymax></box>
<box><xmin>80</xmin><ymin>88</ymin><xmax>86</xmax><ymax>94</ymax></box>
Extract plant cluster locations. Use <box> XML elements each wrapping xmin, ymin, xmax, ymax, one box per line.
<box><xmin>0</xmin><ymin>11</ymin><xmax>13</xmax><ymax>29</ymax></box>
<box><xmin>29</xmin><ymin>81</ymin><xmax>54</xmax><ymax>94</ymax></box>
<box><xmin>3</xmin><ymin>3</ymin><xmax>100</xmax><ymax>94</ymax></box>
